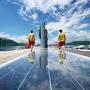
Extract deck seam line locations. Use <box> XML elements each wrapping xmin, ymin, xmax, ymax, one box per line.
<box><xmin>67</xmin><ymin>70</ymin><xmax>85</xmax><ymax>90</ymax></box>
<box><xmin>17</xmin><ymin>64</ymin><xmax>34</xmax><ymax>90</ymax></box>
<box><xmin>47</xmin><ymin>66</ymin><xmax>53</xmax><ymax>90</ymax></box>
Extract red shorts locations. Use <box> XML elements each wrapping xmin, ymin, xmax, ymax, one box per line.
<box><xmin>29</xmin><ymin>41</ymin><xmax>35</xmax><ymax>46</ymax></box>
<box><xmin>26</xmin><ymin>41</ymin><xmax>35</xmax><ymax>48</ymax></box>
<box><xmin>58</xmin><ymin>42</ymin><xmax>65</xmax><ymax>47</ymax></box>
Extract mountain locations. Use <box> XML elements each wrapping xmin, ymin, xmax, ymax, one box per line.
<box><xmin>66</xmin><ymin>41</ymin><xmax>90</xmax><ymax>46</ymax></box>
<box><xmin>0</xmin><ymin>37</ymin><xmax>26</xmax><ymax>46</ymax></box>
<box><xmin>48</xmin><ymin>41</ymin><xmax>90</xmax><ymax>47</ymax></box>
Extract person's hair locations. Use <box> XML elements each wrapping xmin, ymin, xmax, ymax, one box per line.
<box><xmin>59</xmin><ymin>29</ymin><xmax>62</xmax><ymax>32</ymax></box>
<box><xmin>31</xmin><ymin>30</ymin><xmax>33</xmax><ymax>33</ymax></box>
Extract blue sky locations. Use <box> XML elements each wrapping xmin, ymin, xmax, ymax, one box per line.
<box><xmin>0</xmin><ymin>0</ymin><xmax>90</xmax><ymax>43</ymax></box>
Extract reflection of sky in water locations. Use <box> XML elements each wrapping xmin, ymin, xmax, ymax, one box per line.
<box><xmin>0</xmin><ymin>48</ymin><xmax>90</xmax><ymax>90</ymax></box>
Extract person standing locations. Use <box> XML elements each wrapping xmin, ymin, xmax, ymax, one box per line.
<box><xmin>28</xmin><ymin>30</ymin><xmax>35</xmax><ymax>52</ymax></box>
<box><xmin>58</xmin><ymin>29</ymin><xmax>66</xmax><ymax>52</ymax></box>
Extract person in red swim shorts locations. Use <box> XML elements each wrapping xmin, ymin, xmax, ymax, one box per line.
<box><xmin>58</xmin><ymin>29</ymin><xmax>66</xmax><ymax>52</ymax></box>
<box><xmin>27</xmin><ymin>30</ymin><xmax>35</xmax><ymax>52</ymax></box>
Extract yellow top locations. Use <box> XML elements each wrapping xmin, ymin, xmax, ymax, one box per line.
<box><xmin>58</xmin><ymin>32</ymin><xmax>65</xmax><ymax>42</ymax></box>
<box><xmin>59</xmin><ymin>52</ymin><xmax>66</xmax><ymax>60</ymax></box>
<box><xmin>28</xmin><ymin>33</ymin><xmax>35</xmax><ymax>41</ymax></box>
<box><xmin>28</xmin><ymin>53</ymin><xmax>35</xmax><ymax>62</ymax></box>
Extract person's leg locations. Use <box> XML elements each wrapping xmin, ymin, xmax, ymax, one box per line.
<box><xmin>30</xmin><ymin>45</ymin><xmax>32</xmax><ymax>52</ymax></box>
<box><xmin>58</xmin><ymin>42</ymin><xmax>61</xmax><ymax>53</ymax></box>
<box><xmin>63</xmin><ymin>44</ymin><xmax>66</xmax><ymax>52</ymax></box>
<box><xmin>60</xmin><ymin>42</ymin><xmax>63</xmax><ymax>52</ymax></box>
<box><xmin>59</xmin><ymin>46</ymin><xmax>61</xmax><ymax>53</ymax></box>
<box><xmin>28</xmin><ymin>41</ymin><xmax>31</xmax><ymax>52</ymax></box>
<box><xmin>61</xmin><ymin>42</ymin><xmax>65</xmax><ymax>52</ymax></box>
<box><xmin>30</xmin><ymin>41</ymin><xmax>34</xmax><ymax>52</ymax></box>
<box><xmin>62</xmin><ymin>46</ymin><xmax>65</xmax><ymax>51</ymax></box>
<box><xmin>31</xmin><ymin>45</ymin><xmax>33</xmax><ymax>52</ymax></box>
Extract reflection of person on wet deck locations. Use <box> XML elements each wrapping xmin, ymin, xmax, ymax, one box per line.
<box><xmin>58</xmin><ymin>29</ymin><xmax>66</xmax><ymax>52</ymax></box>
<box><xmin>28</xmin><ymin>52</ymin><xmax>35</xmax><ymax>64</ymax></box>
<box><xmin>58</xmin><ymin>51</ymin><xmax>66</xmax><ymax>64</ymax></box>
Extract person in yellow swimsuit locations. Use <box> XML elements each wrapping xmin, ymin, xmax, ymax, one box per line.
<box><xmin>58</xmin><ymin>29</ymin><xmax>66</xmax><ymax>52</ymax></box>
<box><xmin>28</xmin><ymin>30</ymin><xmax>35</xmax><ymax>52</ymax></box>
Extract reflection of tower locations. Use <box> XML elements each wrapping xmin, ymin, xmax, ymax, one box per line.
<box><xmin>40</xmin><ymin>49</ymin><xmax>48</xmax><ymax>70</ymax></box>
<box><xmin>28</xmin><ymin>52</ymin><xmax>35</xmax><ymax>64</ymax></box>
<box><xmin>39</xmin><ymin>22</ymin><xmax>48</xmax><ymax>48</ymax></box>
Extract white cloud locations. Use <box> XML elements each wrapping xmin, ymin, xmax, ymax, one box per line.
<box><xmin>48</xmin><ymin>30</ymin><xmax>90</xmax><ymax>44</ymax></box>
<box><xmin>9</xmin><ymin>0</ymin><xmax>90</xmax><ymax>22</ymax></box>
<box><xmin>35</xmin><ymin>39</ymin><xmax>40</xmax><ymax>44</ymax></box>
<box><xmin>22</xmin><ymin>17</ymin><xmax>29</xmax><ymax>21</ymax></box>
<box><xmin>0</xmin><ymin>32</ymin><xmax>41</xmax><ymax>44</ymax></box>
<box><xmin>7</xmin><ymin>0</ymin><xmax>90</xmax><ymax>43</ymax></box>
<box><xmin>46</xmin><ymin>7</ymin><xmax>90</xmax><ymax>34</ymax></box>
<box><xmin>0</xmin><ymin>32</ymin><xmax>5</xmax><ymax>35</ymax></box>
<box><xmin>0</xmin><ymin>32</ymin><xmax>17</xmax><ymax>42</ymax></box>
<box><xmin>30</xmin><ymin>13</ymin><xmax>38</xmax><ymax>21</ymax></box>
<box><xmin>46</xmin><ymin>22</ymin><xmax>61</xmax><ymax>34</ymax></box>
<box><xmin>8</xmin><ymin>0</ymin><xmax>90</xmax><ymax>28</ymax></box>
<box><xmin>78</xmin><ymin>24</ymin><xmax>90</xmax><ymax>29</ymax></box>
<box><xmin>17</xmin><ymin>35</ymin><xmax>28</xmax><ymax>43</ymax></box>
<box><xmin>21</xmin><ymin>0</ymin><xmax>72</xmax><ymax>13</ymax></box>
<box><xmin>9</xmin><ymin>0</ymin><xmax>73</xmax><ymax>21</ymax></box>
<box><xmin>49</xmin><ymin>36</ymin><xmax>57</xmax><ymax>44</ymax></box>
<box><xmin>0</xmin><ymin>32</ymin><xmax>28</xmax><ymax>43</ymax></box>
<box><xmin>18</xmin><ymin>5</ymin><xmax>29</xmax><ymax>21</ymax></box>
<box><xmin>64</xmin><ymin>30</ymin><xmax>90</xmax><ymax>42</ymax></box>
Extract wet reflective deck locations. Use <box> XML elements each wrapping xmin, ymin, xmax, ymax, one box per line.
<box><xmin>0</xmin><ymin>48</ymin><xmax>90</xmax><ymax>90</ymax></box>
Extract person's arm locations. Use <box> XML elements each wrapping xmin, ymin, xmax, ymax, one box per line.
<box><xmin>34</xmin><ymin>35</ymin><xmax>35</xmax><ymax>41</ymax></box>
<box><xmin>47</xmin><ymin>30</ymin><xmax>48</xmax><ymax>40</ymax></box>
<box><xmin>45</xmin><ymin>29</ymin><xmax>48</xmax><ymax>40</ymax></box>
<box><xmin>64</xmin><ymin>34</ymin><xmax>66</xmax><ymax>44</ymax></box>
<box><xmin>39</xmin><ymin>29</ymin><xmax>41</xmax><ymax>39</ymax></box>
